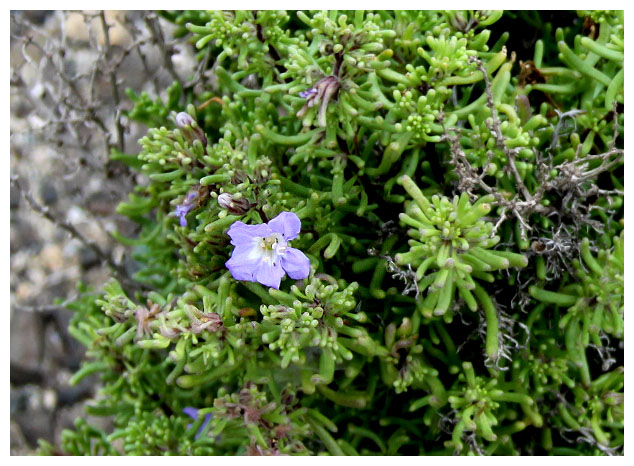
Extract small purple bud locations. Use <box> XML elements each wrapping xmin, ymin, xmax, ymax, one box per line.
<box><xmin>175</xmin><ymin>112</ymin><xmax>195</xmax><ymax>128</ymax></box>
<box><xmin>217</xmin><ymin>193</ymin><xmax>233</xmax><ymax>209</ymax></box>
<box><xmin>175</xmin><ymin>112</ymin><xmax>208</xmax><ymax>146</ymax></box>
<box><xmin>299</xmin><ymin>88</ymin><xmax>318</xmax><ymax>99</ymax></box>
<box><xmin>296</xmin><ymin>76</ymin><xmax>340</xmax><ymax>127</ymax></box>
<box><xmin>173</xmin><ymin>189</ymin><xmax>202</xmax><ymax>227</ymax></box>
<box><xmin>217</xmin><ymin>193</ymin><xmax>251</xmax><ymax>215</ymax></box>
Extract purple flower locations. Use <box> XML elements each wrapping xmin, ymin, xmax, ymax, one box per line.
<box><xmin>183</xmin><ymin>407</ymin><xmax>212</xmax><ymax>439</ymax></box>
<box><xmin>225</xmin><ymin>212</ymin><xmax>311</xmax><ymax>289</ymax></box>
<box><xmin>297</xmin><ymin>76</ymin><xmax>340</xmax><ymax>128</ymax></box>
<box><xmin>173</xmin><ymin>191</ymin><xmax>199</xmax><ymax>227</ymax></box>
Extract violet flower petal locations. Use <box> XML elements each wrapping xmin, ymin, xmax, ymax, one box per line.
<box><xmin>225</xmin><ymin>243</ymin><xmax>263</xmax><ymax>281</ymax></box>
<box><xmin>281</xmin><ymin>247</ymin><xmax>311</xmax><ymax>279</ymax></box>
<box><xmin>174</xmin><ymin>205</ymin><xmax>190</xmax><ymax>227</ymax></box>
<box><xmin>183</xmin><ymin>407</ymin><xmax>199</xmax><ymax>419</ymax></box>
<box><xmin>268</xmin><ymin>212</ymin><xmax>301</xmax><ymax>241</ymax></box>
<box><xmin>254</xmin><ymin>259</ymin><xmax>286</xmax><ymax>289</ymax></box>
<box><xmin>299</xmin><ymin>88</ymin><xmax>318</xmax><ymax>98</ymax></box>
<box><xmin>227</xmin><ymin>222</ymin><xmax>273</xmax><ymax>247</ymax></box>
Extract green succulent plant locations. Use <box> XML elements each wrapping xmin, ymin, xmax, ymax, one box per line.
<box><xmin>45</xmin><ymin>10</ymin><xmax>623</xmax><ymax>456</ymax></box>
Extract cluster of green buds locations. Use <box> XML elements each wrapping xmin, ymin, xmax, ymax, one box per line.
<box><xmin>395</xmin><ymin>175</ymin><xmax>528</xmax><ymax>365</ymax></box>
<box><xmin>512</xmin><ymin>338</ymin><xmax>575</xmax><ymax>395</ymax></box>
<box><xmin>293</xmin><ymin>11</ymin><xmax>396</xmax><ymax>80</ymax></box>
<box><xmin>445</xmin><ymin>362</ymin><xmax>542</xmax><ymax>454</ymax></box>
<box><xmin>552</xmin><ymin>367</ymin><xmax>624</xmax><ymax>455</ymax></box>
<box><xmin>393</xmin><ymin>86</ymin><xmax>453</xmax><ymax>143</ymax></box>
<box><xmin>207</xmin><ymin>383</ymin><xmax>313</xmax><ymax>455</ymax></box>
<box><xmin>185</xmin><ymin>11</ymin><xmax>292</xmax><ymax>72</ymax></box>
<box><xmin>254</xmin><ymin>275</ymin><xmax>364</xmax><ymax>390</ymax></box>
<box><xmin>396</xmin><ymin>175</ymin><xmax>527</xmax><ymax>319</ymax></box>
<box><xmin>443</xmin><ymin>11</ymin><xmax>504</xmax><ymax>35</ymax></box>
<box><xmin>278</xmin><ymin>12</ymin><xmax>401</xmax><ymax>139</ymax></box>
<box><xmin>137</xmin><ymin>113</ymin><xmax>207</xmax><ymax>169</ymax></box>
<box><xmin>529</xmin><ymin>233</ymin><xmax>623</xmax><ymax>385</ymax></box>
<box><xmin>133</xmin><ymin>105</ymin><xmax>274</xmax><ymax>198</ymax></box>
<box><xmin>48</xmin><ymin>418</ymin><xmax>119</xmax><ymax>456</ymax></box>
<box><xmin>420</xmin><ymin>34</ymin><xmax>478</xmax><ymax>82</ymax></box>
<box><xmin>107</xmin><ymin>410</ymin><xmax>204</xmax><ymax>455</ymax></box>
<box><xmin>379</xmin><ymin>317</ymin><xmax>438</xmax><ymax>394</ymax></box>
<box><xmin>453</xmin><ymin>101</ymin><xmax>548</xmax><ymax>181</ymax></box>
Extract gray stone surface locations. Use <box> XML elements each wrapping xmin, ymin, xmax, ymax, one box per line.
<box><xmin>10</xmin><ymin>10</ymin><xmax>196</xmax><ymax>454</ymax></box>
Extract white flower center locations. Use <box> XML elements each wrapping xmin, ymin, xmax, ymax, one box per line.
<box><xmin>257</xmin><ymin>233</ymin><xmax>287</xmax><ymax>264</ymax></box>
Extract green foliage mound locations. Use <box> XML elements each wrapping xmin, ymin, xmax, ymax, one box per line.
<box><xmin>41</xmin><ymin>10</ymin><xmax>623</xmax><ymax>456</ymax></box>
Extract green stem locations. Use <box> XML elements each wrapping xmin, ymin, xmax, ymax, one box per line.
<box><xmin>473</xmin><ymin>283</ymin><xmax>499</xmax><ymax>363</ymax></box>
<box><xmin>558</xmin><ymin>40</ymin><xmax>611</xmax><ymax>87</ymax></box>
<box><xmin>309</xmin><ymin>419</ymin><xmax>344</xmax><ymax>456</ymax></box>
<box><xmin>528</xmin><ymin>286</ymin><xmax>578</xmax><ymax>306</ymax></box>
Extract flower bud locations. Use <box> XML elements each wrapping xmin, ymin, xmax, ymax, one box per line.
<box><xmin>175</xmin><ymin>112</ymin><xmax>195</xmax><ymax>128</ymax></box>
<box><xmin>448</xmin><ymin>11</ymin><xmax>469</xmax><ymax>32</ymax></box>
<box><xmin>217</xmin><ymin>193</ymin><xmax>250</xmax><ymax>215</ymax></box>
<box><xmin>173</xmin><ymin>189</ymin><xmax>203</xmax><ymax>227</ymax></box>
<box><xmin>175</xmin><ymin>112</ymin><xmax>208</xmax><ymax>146</ymax></box>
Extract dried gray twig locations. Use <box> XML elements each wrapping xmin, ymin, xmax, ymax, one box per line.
<box><xmin>442</xmin><ymin>57</ymin><xmax>623</xmax><ymax>243</ymax></box>
<box><xmin>11</xmin><ymin>174</ymin><xmax>146</xmax><ymax>294</ymax></box>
